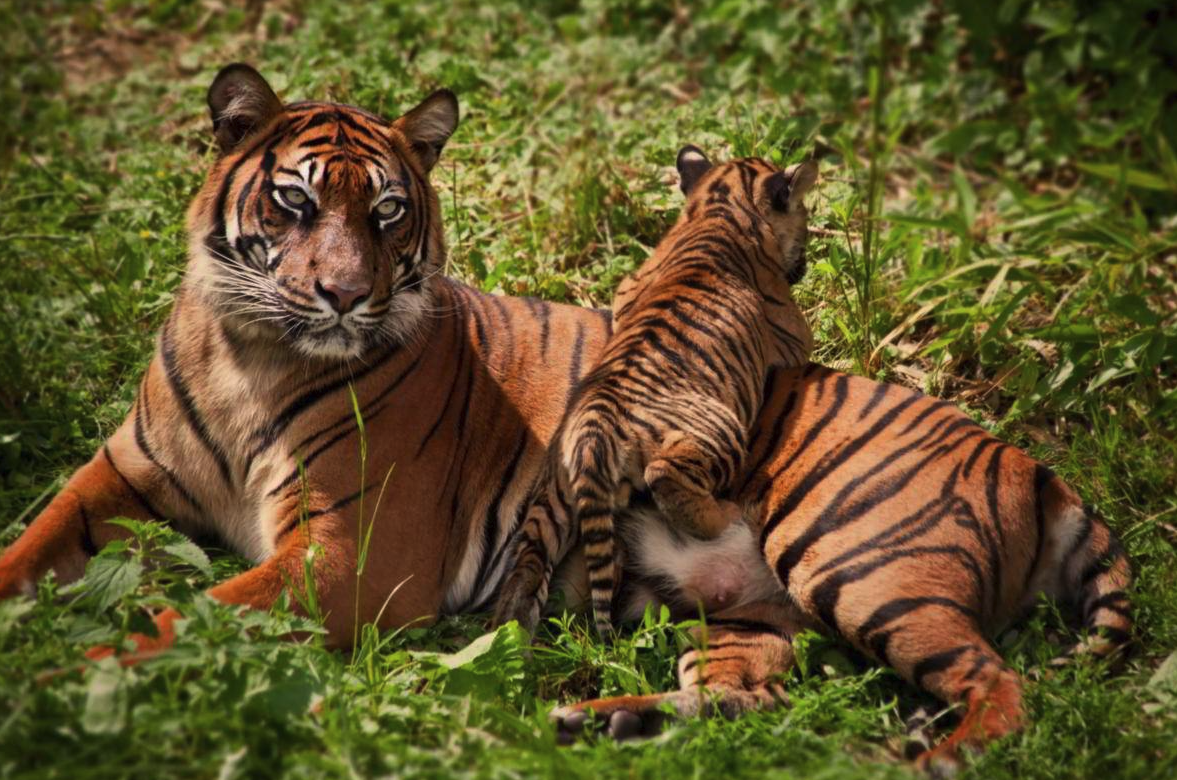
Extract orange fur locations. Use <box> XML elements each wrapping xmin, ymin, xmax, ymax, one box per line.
<box><xmin>555</xmin><ymin>366</ymin><xmax>1132</xmax><ymax>771</ymax></box>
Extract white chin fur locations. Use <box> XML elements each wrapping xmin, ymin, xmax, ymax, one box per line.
<box><xmin>293</xmin><ymin>330</ymin><xmax>366</xmax><ymax>360</ymax></box>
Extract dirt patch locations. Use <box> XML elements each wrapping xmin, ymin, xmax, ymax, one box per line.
<box><xmin>52</xmin><ymin>0</ymin><xmax>298</xmax><ymax>95</ymax></box>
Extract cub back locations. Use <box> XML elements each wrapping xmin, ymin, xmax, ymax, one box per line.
<box><xmin>566</xmin><ymin>147</ymin><xmax>820</xmax><ymax>637</ymax></box>
<box><xmin>492</xmin><ymin>146</ymin><xmax>822</xmax><ymax>638</ymax></box>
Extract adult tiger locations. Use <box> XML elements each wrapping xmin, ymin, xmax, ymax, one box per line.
<box><xmin>0</xmin><ymin>64</ymin><xmax>613</xmax><ymax>651</ymax></box>
<box><xmin>0</xmin><ymin>66</ymin><xmax>1131</xmax><ymax>773</ymax></box>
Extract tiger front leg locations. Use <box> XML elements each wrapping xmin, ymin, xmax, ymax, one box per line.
<box><xmin>85</xmin><ymin>509</ymin><xmax>365</xmax><ymax>665</ymax></box>
<box><xmin>644</xmin><ymin>430</ymin><xmax>742</xmax><ymax>539</ymax></box>
<box><xmin>0</xmin><ymin>446</ymin><xmax>147</xmax><ymax>599</ymax></box>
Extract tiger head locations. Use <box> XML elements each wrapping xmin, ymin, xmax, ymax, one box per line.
<box><xmin>186</xmin><ymin>64</ymin><xmax>458</xmax><ymax>360</ymax></box>
<box><xmin>675</xmin><ymin>146</ymin><xmax>818</xmax><ymax>286</ymax></box>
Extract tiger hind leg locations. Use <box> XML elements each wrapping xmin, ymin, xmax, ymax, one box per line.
<box><xmin>644</xmin><ymin>430</ymin><xmax>741</xmax><ymax>539</ymax></box>
<box><xmin>553</xmin><ymin>600</ymin><xmax>805</xmax><ymax>742</ymax></box>
<box><xmin>877</xmin><ymin>613</ymin><xmax>1024</xmax><ymax>776</ymax></box>
<box><xmin>1045</xmin><ymin>491</ymin><xmax>1133</xmax><ymax>662</ymax></box>
<box><xmin>1019</xmin><ymin>479</ymin><xmax>1132</xmax><ymax>667</ymax></box>
<box><xmin>1069</xmin><ymin>513</ymin><xmax>1132</xmax><ymax>660</ymax></box>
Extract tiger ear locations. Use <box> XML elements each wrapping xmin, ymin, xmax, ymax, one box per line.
<box><xmin>207</xmin><ymin>64</ymin><xmax>284</xmax><ymax>153</ymax></box>
<box><xmin>769</xmin><ymin>160</ymin><xmax>819</xmax><ymax>212</ymax></box>
<box><xmin>785</xmin><ymin>160</ymin><xmax>818</xmax><ymax>207</ymax></box>
<box><xmin>392</xmin><ymin>89</ymin><xmax>459</xmax><ymax>173</ymax></box>
<box><xmin>676</xmin><ymin>145</ymin><xmax>713</xmax><ymax>196</ymax></box>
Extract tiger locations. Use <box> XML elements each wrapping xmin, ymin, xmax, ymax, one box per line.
<box><xmin>493</xmin><ymin>147</ymin><xmax>818</xmax><ymax>639</ymax></box>
<box><xmin>545</xmin><ymin>364</ymin><xmax>1133</xmax><ymax>774</ymax></box>
<box><xmin>0</xmin><ymin>66</ymin><xmax>1132</xmax><ymax>774</ymax></box>
<box><xmin>0</xmin><ymin>63</ymin><xmax>617</xmax><ymax>653</ymax></box>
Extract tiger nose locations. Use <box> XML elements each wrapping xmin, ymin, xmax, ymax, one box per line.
<box><xmin>315</xmin><ymin>279</ymin><xmax>370</xmax><ymax>314</ymax></box>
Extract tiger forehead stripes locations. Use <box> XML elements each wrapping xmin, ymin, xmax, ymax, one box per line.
<box><xmin>190</xmin><ymin>64</ymin><xmax>457</xmax><ymax>359</ymax></box>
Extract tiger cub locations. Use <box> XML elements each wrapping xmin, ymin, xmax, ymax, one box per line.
<box><xmin>498</xmin><ymin>147</ymin><xmax>818</xmax><ymax>638</ymax></box>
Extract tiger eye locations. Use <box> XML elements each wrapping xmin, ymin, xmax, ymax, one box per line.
<box><xmin>375</xmin><ymin>199</ymin><xmax>405</xmax><ymax>220</ymax></box>
<box><xmin>277</xmin><ymin>187</ymin><xmax>308</xmax><ymax>207</ymax></box>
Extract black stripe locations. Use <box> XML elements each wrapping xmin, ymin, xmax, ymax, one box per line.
<box><xmin>247</xmin><ymin>340</ymin><xmax>401</xmax><ymax>460</ymax></box>
<box><xmin>755</xmin><ymin>373</ymin><xmax>848</xmax><ymax>505</ymax></box>
<box><xmin>303</xmin><ymin>481</ymin><xmax>380</xmax><ymax>520</ymax></box>
<box><xmin>1080</xmin><ymin>538</ymin><xmax>1127</xmax><ymax>587</ymax></box>
<box><xmin>912</xmin><ymin>645</ymin><xmax>975</xmax><ymax>684</ymax></box>
<box><xmin>858</xmin><ymin>383</ymin><xmax>890</xmax><ymax>421</ymax></box>
<box><xmin>702</xmin><ymin>617</ymin><xmax>788</xmax><ymax>637</ymax></box>
<box><xmin>1092</xmin><ymin>626</ymin><xmax>1132</xmax><ymax>645</ymax></box>
<box><xmin>856</xmin><ymin>596</ymin><xmax>977</xmax><ymax>647</ymax></box>
<box><xmin>1025</xmin><ymin>465</ymin><xmax>1053</xmax><ymax>591</ymax></box>
<box><xmin>160</xmin><ymin>318</ymin><xmax>235</xmax><ymax>487</ymax></box>
<box><xmin>765</xmin><ymin>388</ymin><xmax>922</xmax><ymax>581</ymax></box>
<box><xmin>78</xmin><ymin>504</ymin><xmax>99</xmax><ymax>556</ymax></box>
<box><xmin>133</xmin><ymin>390</ymin><xmax>204</xmax><ymax>515</ymax></box>
<box><xmin>103</xmin><ymin>445</ymin><xmax>162</xmax><ymax>519</ymax></box>
<box><xmin>568</xmin><ymin>322</ymin><xmax>586</xmax><ymax>390</ymax></box>
<box><xmin>810</xmin><ymin>544</ymin><xmax>985</xmax><ymax>633</ymax></box>
<box><xmin>268</xmin><ymin>348</ymin><xmax>425</xmax><ymax>496</ymax></box>
<box><xmin>463</xmin><ymin>435</ymin><xmax>530</xmax><ymax>609</ymax></box>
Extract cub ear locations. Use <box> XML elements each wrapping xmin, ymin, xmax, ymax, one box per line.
<box><xmin>769</xmin><ymin>160</ymin><xmax>819</xmax><ymax>212</ymax></box>
<box><xmin>207</xmin><ymin>64</ymin><xmax>284</xmax><ymax>152</ymax></box>
<box><xmin>676</xmin><ymin>145</ymin><xmax>713</xmax><ymax>196</ymax></box>
<box><xmin>392</xmin><ymin>89</ymin><xmax>459</xmax><ymax>173</ymax></box>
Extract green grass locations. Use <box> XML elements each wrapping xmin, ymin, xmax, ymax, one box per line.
<box><xmin>1</xmin><ymin>1</ymin><xmax>1176</xmax><ymax>777</ymax></box>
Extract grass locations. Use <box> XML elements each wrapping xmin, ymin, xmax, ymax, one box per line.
<box><xmin>1</xmin><ymin>0</ymin><xmax>1176</xmax><ymax>777</ymax></box>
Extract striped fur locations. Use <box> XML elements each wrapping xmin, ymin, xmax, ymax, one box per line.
<box><xmin>494</xmin><ymin>149</ymin><xmax>818</xmax><ymax>638</ymax></box>
<box><xmin>0</xmin><ymin>67</ymin><xmax>617</xmax><ymax>656</ymax></box>
<box><xmin>551</xmin><ymin>365</ymin><xmax>1132</xmax><ymax>771</ymax></box>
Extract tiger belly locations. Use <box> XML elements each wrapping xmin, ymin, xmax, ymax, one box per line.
<box><xmin>618</xmin><ymin>510</ymin><xmax>781</xmax><ymax>621</ymax></box>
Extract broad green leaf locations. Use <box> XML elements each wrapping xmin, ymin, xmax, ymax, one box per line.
<box><xmin>1144</xmin><ymin>649</ymin><xmax>1177</xmax><ymax>714</ymax></box>
<box><xmin>83</xmin><ymin>555</ymin><xmax>144</xmax><ymax>610</ymax></box>
<box><xmin>0</xmin><ymin>597</ymin><xmax>34</xmax><ymax>634</ymax></box>
<box><xmin>248</xmin><ymin>669</ymin><xmax>319</xmax><ymax>719</ymax></box>
<box><xmin>162</xmin><ymin>540</ymin><xmax>212</xmax><ymax>576</ymax></box>
<box><xmin>420</xmin><ymin>626</ymin><xmax>505</xmax><ymax>670</ymax></box>
<box><xmin>1108</xmin><ymin>294</ymin><xmax>1161</xmax><ymax>327</ymax></box>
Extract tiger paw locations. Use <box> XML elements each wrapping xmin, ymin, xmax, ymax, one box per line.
<box><xmin>552</xmin><ymin>695</ymin><xmax>676</xmax><ymax>744</ymax></box>
<box><xmin>914</xmin><ymin>744</ymin><xmax>963</xmax><ymax>779</ymax></box>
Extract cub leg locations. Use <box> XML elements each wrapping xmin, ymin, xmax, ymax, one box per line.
<box><xmin>0</xmin><ymin>447</ymin><xmax>147</xmax><ymax>599</ymax></box>
<box><xmin>644</xmin><ymin>430</ymin><xmax>741</xmax><ymax>539</ymax></box>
